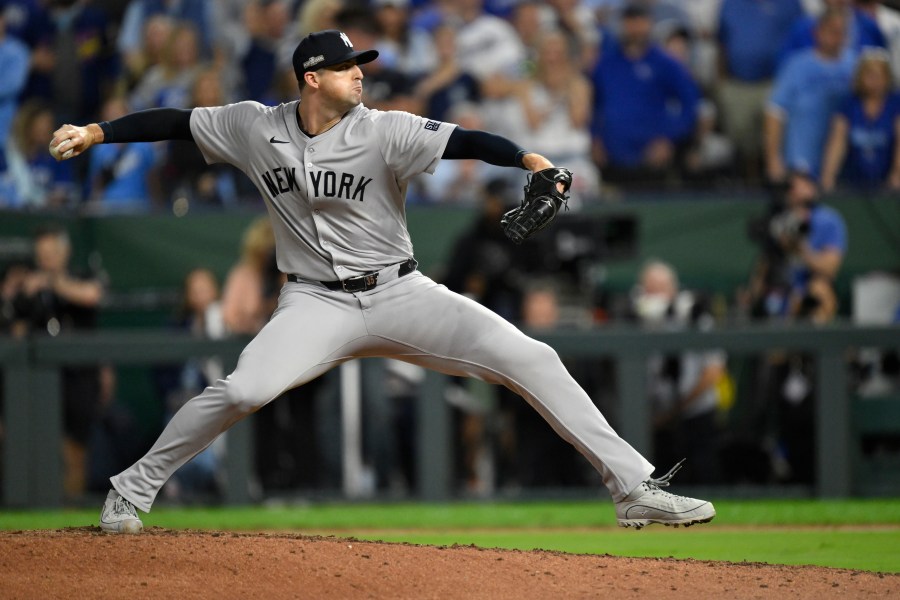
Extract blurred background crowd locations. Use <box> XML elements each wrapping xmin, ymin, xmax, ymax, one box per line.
<box><xmin>0</xmin><ymin>0</ymin><xmax>899</xmax><ymax>208</ymax></box>
<box><xmin>0</xmin><ymin>0</ymin><xmax>899</xmax><ymax>506</ymax></box>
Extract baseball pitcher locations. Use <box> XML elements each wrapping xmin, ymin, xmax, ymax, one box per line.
<box><xmin>49</xmin><ymin>30</ymin><xmax>714</xmax><ymax>534</ymax></box>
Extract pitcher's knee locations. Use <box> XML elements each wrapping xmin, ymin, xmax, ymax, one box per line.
<box><xmin>504</xmin><ymin>338</ymin><xmax>564</xmax><ymax>377</ymax></box>
<box><xmin>525</xmin><ymin>339</ymin><xmax>563</xmax><ymax>368</ymax></box>
<box><xmin>221</xmin><ymin>378</ymin><xmax>271</xmax><ymax>414</ymax></box>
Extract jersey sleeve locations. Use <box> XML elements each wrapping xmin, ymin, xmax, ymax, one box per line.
<box><xmin>190</xmin><ymin>101</ymin><xmax>267</xmax><ymax>166</ymax></box>
<box><xmin>374</xmin><ymin>111</ymin><xmax>458</xmax><ymax>181</ymax></box>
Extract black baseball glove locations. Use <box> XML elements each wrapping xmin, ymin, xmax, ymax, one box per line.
<box><xmin>501</xmin><ymin>167</ymin><xmax>573</xmax><ymax>244</ymax></box>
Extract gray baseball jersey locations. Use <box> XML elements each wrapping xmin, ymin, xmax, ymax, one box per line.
<box><xmin>110</xmin><ymin>101</ymin><xmax>654</xmax><ymax>512</ymax></box>
<box><xmin>191</xmin><ymin>101</ymin><xmax>453</xmax><ymax>281</ymax></box>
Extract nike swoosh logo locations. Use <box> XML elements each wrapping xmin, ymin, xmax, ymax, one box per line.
<box><xmin>269</xmin><ymin>136</ymin><xmax>290</xmax><ymax>144</ymax></box>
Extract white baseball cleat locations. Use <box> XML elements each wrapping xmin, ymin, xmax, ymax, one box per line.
<box><xmin>615</xmin><ymin>460</ymin><xmax>715</xmax><ymax>530</ymax></box>
<box><xmin>100</xmin><ymin>489</ymin><xmax>144</xmax><ymax>534</ymax></box>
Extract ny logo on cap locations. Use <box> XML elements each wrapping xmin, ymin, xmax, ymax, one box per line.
<box><xmin>340</xmin><ymin>32</ymin><xmax>353</xmax><ymax>48</ymax></box>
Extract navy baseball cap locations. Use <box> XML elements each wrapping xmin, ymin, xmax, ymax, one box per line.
<box><xmin>292</xmin><ymin>29</ymin><xmax>379</xmax><ymax>79</ymax></box>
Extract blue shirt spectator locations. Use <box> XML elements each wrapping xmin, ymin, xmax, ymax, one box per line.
<box><xmin>836</xmin><ymin>92</ymin><xmax>900</xmax><ymax>188</ymax></box>
<box><xmin>768</xmin><ymin>48</ymin><xmax>856</xmax><ymax>177</ymax></box>
<box><xmin>118</xmin><ymin>0</ymin><xmax>214</xmax><ymax>59</ymax></box>
<box><xmin>780</xmin><ymin>5</ymin><xmax>885</xmax><ymax>68</ymax></box>
<box><xmin>0</xmin><ymin>7</ymin><xmax>30</xmax><ymax>173</ymax></box>
<box><xmin>591</xmin><ymin>23</ymin><xmax>700</xmax><ymax>169</ymax></box>
<box><xmin>821</xmin><ymin>51</ymin><xmax>900</xmax><ymax>192</ymax></box>
<box><xmin>3</xmin><ymin>99</ymin><xmax>77</xmax><ymax>207</ymax></box>
<box><xmin>1</xmin><ymin>0</ymin><xmax>50</xmax><ymax>47</ymax></box>
<box><xmin>3</xmin><ymin>145</ymin><xmax>76</xmax><ymax>208</ymax></box>
<box><xmin>47</xmin><ymin>3</ymin><xmax>118</xmax><ymax>123</ymax></box>
<box><xmin>766</xmin><ymin>11</ymin><xmax>858</xmax><ymax>182</ymax></box>
<box><xmin>790</xmin><ymin>203</ymin><xmax>847</xmax><ymax>294</ymax></box>
<box><xmin>88</xmin><ymin>142</ymin><xmax>157</xmax><ymax>208</ymax></box>
<box><xmin>0</xmin><ymin>0</ymin><xmax>53</xmax><ymax>104</ymax></box>
<box><xmin>718</xmin><ymin>0</ymin><xmax>805</xmax><ymax>82</ymax></box>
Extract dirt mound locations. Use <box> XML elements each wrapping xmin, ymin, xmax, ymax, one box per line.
<box><xmin>1</xmin><ymin>528</ymin><xmax>895</xmax><ymax>599</ymax></box>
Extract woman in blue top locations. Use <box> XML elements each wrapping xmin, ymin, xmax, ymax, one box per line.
<box><xmin>821</xmin><ymin>49</ymin><xmax>900</xmax><ymax>192</ymax></box>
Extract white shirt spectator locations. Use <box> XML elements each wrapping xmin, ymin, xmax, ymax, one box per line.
<box><xmin>455</xmin><ymin>13</ymin><xmax>526</xmax><ymax>79</ymax></box>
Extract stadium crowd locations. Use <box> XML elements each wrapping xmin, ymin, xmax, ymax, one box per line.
<box><xmin>0</xmin><ymin>0</ymin><xmax>899</xmax><ymax>210</ymax></box>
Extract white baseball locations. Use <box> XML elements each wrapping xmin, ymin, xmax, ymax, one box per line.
<box><xmin>51</xmin><ymin>139</ymin><xmax>74</xmax><ymax>161</ymax></box>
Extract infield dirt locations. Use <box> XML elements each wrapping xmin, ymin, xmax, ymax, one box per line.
<box><xmin>1</xmin><ymin>528</ymin><xmax>896</xmax><ymax>599</ymax></box>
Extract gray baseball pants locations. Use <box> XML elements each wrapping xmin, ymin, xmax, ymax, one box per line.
<box><xmin>112</xmin><ymin>270</ymin><xmax>654</xmax><ymax>511</ymax></box>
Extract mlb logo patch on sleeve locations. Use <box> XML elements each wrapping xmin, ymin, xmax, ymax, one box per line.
<box><xmin>424</xmin><ymin>120</ymin><xmax>441</xmax><ymax>131</ymax></box>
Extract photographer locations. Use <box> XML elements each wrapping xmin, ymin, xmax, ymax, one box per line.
<box><xmin>746</xmin><ymin>173</ymin><xmax>847</xmax><ymax>484</ymax></box>
<box><xmin>747</xmin><ymin>172</ymin><xmax>847</xmax><ymax>323</ymax></box>
<box><xmin>13</xmin><ymin>225</ymin><xmax>107</xmax><ymax>498</ymax></box>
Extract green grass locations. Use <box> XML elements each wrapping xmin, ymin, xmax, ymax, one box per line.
<box><xmin>3</xmin><ymin>499</ymin><xmax>899</xmax><ymax>573</ymax></box>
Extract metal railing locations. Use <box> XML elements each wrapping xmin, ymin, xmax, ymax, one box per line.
<box><xmin>3</xmin><ymin>323</ymin><xmax>899</xmax><ymax>507</ymax></box>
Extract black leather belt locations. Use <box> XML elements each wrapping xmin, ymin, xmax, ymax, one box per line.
<box><xmin>287</xmin><ymin>258</ymin><xmax>418</xmax><ymax>293</ymax></box>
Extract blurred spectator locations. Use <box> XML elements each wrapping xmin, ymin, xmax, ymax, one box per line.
<box><xmin>0</xmin><ymin>2</ymin><xmax>30</xmax><ymax>174</ymax></box>
<box><xmin>598</xmin><ymin>0</ymin><xmax>694</xmax><ymax>40</ymax></box>
<box><xmin>1</xmin><ymin>0</ymin><xmax>52</xmax><ymax>50</ymax></box>
<box><xmin>764</xmin><ymin>9</ymin><xmax>857</xmax><ymax>183</ymax></box>
<box><xmin>821</xmin><ymin>49</ymin><xmax>900</xmax><ymax>193</ymax></box>
<box><xmin>491</xmin><ymin>30</ymin><xmax>600</xmax><ymax>204</ymax></box>
<box><xmin>0</xmin><ymin>260</ymin><xmax>29</xmax><ymax>337</ymax></box>
<box><xmin>783</xmin><ymin>175</ymin><xmax>846</xmax><ymax>322</ymax></box>
<box><xmin>87</xmin><ymin>96</ymin><xmax>160</xmax><ymax>210</ymax></box>
<box><xmin>154</xmin><ymin>267</ymin><xmax>226</xmax><ymax>502</ymax></box>
<box><xmin>747</xmin><ymin>173</ymin><xmax>847</xmax><ymax>322</ymax></box>
<box><xmin>3</xmin><ymin>0</ymin><xmax>53</xmax><ymax>108</ymax></box>
<box><xmin>780</xmin><ymin>0</ymin><xmax>886</xmax><ymax>66</ymax></box>
<box><xmin>412</xmin><ymin>23</ymin><xmax>480</xmax><ymax>122</ymax></box>
<box><xmin>14</xmin><ymin>225</ymin><xmax>106</xmax><ymax>498</ymax></box>
<box><xmin>856</xmin><ymin>0</ymin><xmax>900</xmax><ymax>85</ymax></box>
<box><xmin>129</xmin><ymin>21</ymin><xmax>205</xmax><ymax>110</ymax></box>
<box><xmin>221</xmin><ymin>216</ymin><xmax>281</xmax><ymax>335</ymax></box>
<box><xmin>2</xmin><ymin>99</ymin><xmax>77</xmax><ymax>207</ymax></box>
<box><xmin>443</xmin><ymin>178</ymin><xmax>525</xmax><ymax>322</ymax></box>
<box><xmin>750</xmin><ymin>174</ymin><xmax>846</xmax><ymax>484</ymax></box>
<box><xmin>540</xmin><ymin>0</ymin><xmax>601</xmax><ymax>70</ymax></box>
<box><xmin>373</xmin><ymin>0</ymin><xmax>436</xmax><ymax>78</ymax></box>
<box><xmin>662</xmin><ymin>25</ymin><xmax>734</xmax><ymax>184</ymax></box>
<box><xmin>632</xmin><ymin>260</ymin><xmax>725</xmax><ymax>484</ymax></box>
<box><xmin>161</xmin><ymin>68</ymin><xmax>242</xmax><ymax>208</ymax></box>
<box><xmin>716</xmin><ymin>0</ymin><xmax>805</xmax><ymax>181</ymax></box>
<box><xmin>45</xmin><ymin>0</ymin><xmax>117</xmax><ymax>124</ymax></box>
<box><xmin>590</xmin><ymin>4</ymin><xmax>700</xmax><ymax>186</ymax></box>
<box><xmin>337</xmin><ymin>7</ymin><xmax>419</xmax><ymax>113</ymax></box>
<box><xmin>295</xmin><ymin>0</ymin><xmax>342</xmax><ymax>38</ymax></box>
<box><xmin>678</xmin><ymin>0</ymin><xmax>721</xmax><ymax>88</ymax></box>
<box><xmin>221</xmin><ymin>216</ymin><xmax>319</xmax><ymax>492</ymax></box>
<box><xmin>118</xmin><ymin>13</ymin><xmax>174</xmax><ymax>93</ymax></box>
<box><xmin>118</xmin><ymin>0</ymin><xmax>215</xmax><ymax>61</ymax></box>
<box><xmin>496</xmin><ymin>281</ymin><xmax>597</xmax><ymax>489</ymax></box>
<box><xmin>449</xmin><ymin>0</ymin><xmax>527</xmax><ymax>81</ymax></box>
<box><xmin>240</xmin><ymin>0</ymin><xmax>291</xmax><ymax>104</ymax></box>
<box><xmin>414</xmin><ymin>103</ymin><xmax>506</xmax><ymax>204</ymax></box>
<box><xmin>511</xmin><ymin>0</ymin><xmax>543</xmax><ymax>60</ymax></box>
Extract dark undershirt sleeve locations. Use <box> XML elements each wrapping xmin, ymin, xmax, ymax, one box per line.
<box><xmin>442</xmin><ymin>127</ymin><xmax>528</xmax><ymax>169</ymax></box>
<box><xmin>98</xmin><ymin>108</ymin><xmax>194</xmax><ymax>143</ymax></box>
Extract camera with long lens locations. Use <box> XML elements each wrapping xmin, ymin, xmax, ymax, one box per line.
<box><xmin>766</xmin><ymin>209</ymin><xmax>810</xmax><ymax>244</ymax></box>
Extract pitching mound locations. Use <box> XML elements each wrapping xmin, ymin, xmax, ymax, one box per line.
<box><xmin>1</xmin><ymin>528</ymin><xmax>895</xmax><ymax>599</ymax></box>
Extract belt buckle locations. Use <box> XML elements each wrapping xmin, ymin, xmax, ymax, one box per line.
<box><xmin>342</xmin><ymin>272</ymin><xmax>378</xmax><ymax>292</ymax></box>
